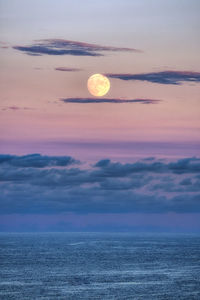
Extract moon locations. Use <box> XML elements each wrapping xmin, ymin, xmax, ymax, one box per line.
<box><xmin>87</xmin><ymin>74</ymin><xmax>110</xmax><ymax>97</ymax></box>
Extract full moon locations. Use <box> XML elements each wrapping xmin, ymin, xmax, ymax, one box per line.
<box><xmin>87</xmin><ymin>74</ymin><xmax>110</xmax><ymax>97</ymax></box>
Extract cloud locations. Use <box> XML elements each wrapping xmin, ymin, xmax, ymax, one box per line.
<box><xmin>55</xmin><ymin>67</ymin><xmax>82</xmax><ymax>72</ymax></box>
<box><xmin>0</xmin><ymin>155</ymin><xmax>200</xmax><ymax>214</ymax></box>
<box><xmin>0</xmin><ymin>154</ymin><xmax>79</xmax><ymax>168</ymax></box>
<box><xmin>106</xmin><ymin>71</ymin><xmax>200</xmax><ymax>85</ymax></box>
<box><xmin>1</xmin><ymin>106</ymin><xmax>34</xmax><ymax>111</ymax></box>
<box><xmin>94</xmin><ymin>157</ymin><xmax>200</xmax><ymax>175</ymax></box>
<box><xmin>13</xmin><ymin>39</ymin><xmax>140</xmax><ymax>57</ymax></box>
<box><xmin>61</xmin><ymin>98</ymin><xmax>160</xmax><ymax>104</ymax></box>
<box><xmin>168</xmin><ymin>157</ymin><xmax>200</xmax><ymax>174</ymax></box>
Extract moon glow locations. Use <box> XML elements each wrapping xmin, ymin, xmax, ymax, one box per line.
<box><xmin>87</xmin><ymin>74</ymin><xmax>110</xmax><ymax>97</ymax></box>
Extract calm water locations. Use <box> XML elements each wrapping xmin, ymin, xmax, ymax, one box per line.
<box><xmin>0</xmin><ymin>233</ymin><xmax>200</xmax><ymax>299</ymax></box>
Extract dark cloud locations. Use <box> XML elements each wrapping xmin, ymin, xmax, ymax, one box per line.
<box><xmin>94</xmin><ymin>157</ymin><xmax>200</xmax><ymax>175</ymax></box>
<box><xmin>93</xmin><ymin>159</ymin><xmax>164</xmax><ymax>176</ymax></box>
<box><xmin>55</xmin><ymin>67</ymin><xmax>82</xmax><ymax>72</ymax></box>
<box><xmin>168</xmin><ymin>157</ymin><xmax>200</xmax><ymax>174</ymax></box>
<box><xmin>0</xmin><ymin>154</ymin><xmax>79</xmax><ymax>168</ymax></box>
<box><xmin>0</xmin><ymin>155</ymin><xmax>200</xmax><ymax>214</ymax></box>
<box><xmin>61</xmin><ymin>98</ymin><xmax>160</xmax><ymax>104</ymax></box>
<box><xmin>106</xmin><ymin>71</ymin><xmax>200</xmax><ymax>85</ymax></box>
<box><xmin>13</xmin><ymin>39</ymin><xmax>140</xmax><ymax>57</ymax></box>
<box><xmin>13</xmin><ymin>45</ymin><xmax>100</xmax><ymax>56</ymax></box>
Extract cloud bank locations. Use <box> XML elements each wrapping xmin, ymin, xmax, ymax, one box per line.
<box><xmin>13</xmin><ymin>39</ymin><xmax>140</xmax><ymax>57</ymax></box>
<box><xmin>0</xmin><ymin>155</ymin><xmax>199</xmax><ymax>214</ymax></box>
<box><xmin>61</xmin><ymin>98</ymin><xmax>160</xmax><ymax>104</ymax></box>
<box><xmin>0</xmin><ymin>154</ymin><xmax>79</xmax><ymax>168</ymax></box>
<box><xmin>106</xmin><ymin>71</ymin><xmax>200</xmax><ymax>85</ymax></box>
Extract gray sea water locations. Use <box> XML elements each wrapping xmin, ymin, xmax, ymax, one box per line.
<box><xmin>0</xmin><ymin>233</ymin><xmax>200</xmax><ymax>299</ymax></box>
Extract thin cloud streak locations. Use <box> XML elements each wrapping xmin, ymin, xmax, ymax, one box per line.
<box><xmin>13</xmin><ymin>39</ymin><xmax>141</xmax><ymax>57</ymax></box>
<box><xmin>61</xmin><ymin>98</ymin><xmax>160</xmax><ymax>104</ymax></box>
<box><xmin>106</xmin><ymin>71</ymin><xmax>200</xmax><ymax>85</ymax></box>
<box><xmin>1</xmin><ymin>106</ymin><xmax>34</xmax><ymax>111</ymax></box>
<box><xmin>55</xmin><ymin>67</ymin><xmax>82</xmax><ymax>72</ymax></box>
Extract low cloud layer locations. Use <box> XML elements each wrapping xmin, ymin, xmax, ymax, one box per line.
<box><xmin>0</xmin><ymin>155</ymin><xmax>199</xmax><ymax>214</ymax></box>
<box><xmin>13</xmin><ymin>39</ymin><xmax>140</xmax><ymax>57</ymax></box>
<box><xmin>0</xmin><ymin>154</ymin><xmax>79</xmax><ymax>168</ymax></box>
<box><xmin>106</xmin><ymin>71</ymin><xmax>200</xmax><ymax>85</ymax></box>
<box><xmin>61</xmin><ymin>98</ymin><xmax>160</xmax><ymax>104</ymax></box>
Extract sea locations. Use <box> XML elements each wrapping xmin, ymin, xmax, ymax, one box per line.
<box><xmin>0</xmin><ymin>233</ymin><xmax>200</xmax><ymax>299</ymax></box>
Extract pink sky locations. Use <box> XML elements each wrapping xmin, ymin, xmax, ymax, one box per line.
<box><xmin>0</xmin><ymin>0</ymin><xmax>200</xmax><ymax>159</ymax></box>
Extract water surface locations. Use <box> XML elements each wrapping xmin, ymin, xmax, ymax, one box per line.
<box><xmin>0</xmin><ymin>233</ymin><xmax>200</xmax><ymax>299</ymax></box>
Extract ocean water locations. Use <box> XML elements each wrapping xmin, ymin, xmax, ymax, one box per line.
<box><xmin>0</xmin><ymin>233</ymin><xmax>200</xmax><ymax>300</ymax></box>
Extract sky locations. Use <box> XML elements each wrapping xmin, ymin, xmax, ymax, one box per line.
<box><xmin>0</xmin><ymin>0</ymin><xmax>200</xmax><ymax>232</ymax></box>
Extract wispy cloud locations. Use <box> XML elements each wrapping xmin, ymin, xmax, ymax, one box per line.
<box><xmin>106</xmin><ymin>71</ymin><xmax>200</xmax><ymax>85</ymax></box>
<box><xmin>61</xmin><ymin>98</ymin><xmax>160</xmax><ymax>104</ymax></box>
<box><xmin>13</xmin><ymin>39</ymin><xmax>141</xmax><ymax>57</ymax></box>
<box><xmin>1</xmin><ymin>106</ymin><xmax>34</xmax><ymax>111</ymax></box>
<box><xmin>55</xmin><ymin>67</ymin><xmax>82</xmax><ymax>72</ymax></box>
<box><xmin>0</xmin><ymin>155</ymin><xmax>199</xmax><ymax>214</ymax></box>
